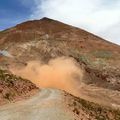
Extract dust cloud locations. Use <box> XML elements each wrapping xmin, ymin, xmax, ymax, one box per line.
<box><xmin>11</xmin><ymin>57</ymin><xmax>83</xmax><ymax>96</ymax></box>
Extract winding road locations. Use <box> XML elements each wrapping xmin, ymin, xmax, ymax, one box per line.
<box><xmin>0</xmin><ymin>88</ymin><xmax>75</xmax><ymax>120</ymax></box>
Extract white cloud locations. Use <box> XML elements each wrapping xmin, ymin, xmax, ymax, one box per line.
<box><xmin>99</xmin><ymin>23</ymin><xmax>120</xmax><ymax>44</ymax></box>
<box><xmin>30</xmin><ymin>0</ymin><xmax>120</xmax><ymax>45</ymax></box>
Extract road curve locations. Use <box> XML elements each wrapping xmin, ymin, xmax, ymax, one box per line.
<box><xmin>0</xmin><ymin>88</ymin><xmax>75</xmax><ymax>120</ymax></box>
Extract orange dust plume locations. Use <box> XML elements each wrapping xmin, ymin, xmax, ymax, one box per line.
<box><xmin>11</xmin><ymin>57</ymin><xmax>83</xmax><ymax>96</ymax></box>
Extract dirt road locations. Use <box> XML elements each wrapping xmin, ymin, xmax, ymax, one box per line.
<box><xmin>0</xmin><ymin>88</ymin><xmax>75</xmax><ymax>120</ymax></box>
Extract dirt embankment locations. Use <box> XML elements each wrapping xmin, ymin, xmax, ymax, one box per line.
<box><xmin>64</xmin><ymin>92</ymin><xmax>120</xmax><ymax>120</ymax></box>
<box><xmin>0</xmin><ymin>69</ymin><xmax>39</xmax><ymax>105</ymax></box>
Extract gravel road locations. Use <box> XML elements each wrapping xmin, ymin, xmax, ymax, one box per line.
<box><xmin>0</xmin><ymin>88</ymin><xmax>75</xmax><ymax>120</ymax></box>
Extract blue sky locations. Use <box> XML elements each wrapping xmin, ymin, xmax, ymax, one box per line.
<box><xmin>0</xmin><ymin>0</ymin><xmax>35</xmax><ymax>30</ymax></box>
<box><xmin>0</xmin><ymin>0</ymin><xmax>120</xmax><ymax>45</ymax></box>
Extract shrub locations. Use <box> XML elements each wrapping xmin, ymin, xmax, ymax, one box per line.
<box><xmin>79</xmin><ymin>55</ymin><xmax>91</xmax><ymax>65</ymax></box>
<box><xmin>92</xmin><ymin>50</ymin><xmax>112</xmax><ymax>59</ymax></box>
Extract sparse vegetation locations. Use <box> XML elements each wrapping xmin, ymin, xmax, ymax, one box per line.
<box><xmin>79</xmin><ymin>54</ymin><xmax>91</xmax><ymax>65</ymax></box>
<box><xmin>92</xmin><ymin>50</ymin><xmax>113</xmax><ymax>59</ymax></box>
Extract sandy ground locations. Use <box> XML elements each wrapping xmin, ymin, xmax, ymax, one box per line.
<box><xmin>0</xmin><ymin>88</ymin><xmax>75</xmax><ymax>120</ymax></box>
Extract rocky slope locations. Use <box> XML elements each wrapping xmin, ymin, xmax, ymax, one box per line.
<box><xmin>0</xmin><ymin>69</ymin><xmax>38</xmax><ymax>105</ymax></box>
<box><xmin>64</xmin><ymin>91</ymin><xmax>120</xmax><ymax>120</ymax></box>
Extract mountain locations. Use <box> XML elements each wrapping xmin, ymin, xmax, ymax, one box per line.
<box><xmin>0</xmin><ymin>17</ymin><xmax>120</xmax><ymax>113</ymax></box>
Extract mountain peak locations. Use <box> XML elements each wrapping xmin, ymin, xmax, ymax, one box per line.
<box><xmin>40</xmin><ymin>17</ymin><xmax>57</xmax><ymax>23</ymax></box>
<box><xmin>41</xmin><ymin>17</ymin><xmax>52</xmax><ymax>21</ymax></box>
